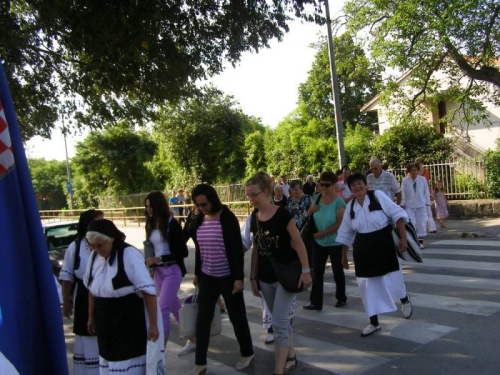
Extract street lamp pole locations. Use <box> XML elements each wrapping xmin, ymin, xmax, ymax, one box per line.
<box><xmin>324</xmin><ymin>0</ymin><xmax>347</xmax><ymax>169</ymax></box>
<box><xmin>62</xmin><ymin>114</ymin><xmax>74</xmax><ymax>213</ymax></box>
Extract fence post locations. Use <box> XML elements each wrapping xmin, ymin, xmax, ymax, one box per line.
<box><xmin>137</xmin><ymin>209</ymin><xmax>140</xmax><ymax>227</ymax></box>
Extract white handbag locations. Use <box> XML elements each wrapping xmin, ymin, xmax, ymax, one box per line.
<box><xmin>179</xmin><ymin>288</ymin><xmax>221</xmax><ymax>338</ymax></box>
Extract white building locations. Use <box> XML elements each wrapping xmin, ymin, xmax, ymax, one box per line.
<box><xmin>361</xmin><ymin>67</ymin><xmax>500</xmax><ymax>156</ymax></box>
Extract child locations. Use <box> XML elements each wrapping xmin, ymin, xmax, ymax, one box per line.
<box><xmin>434</xmin><ymin>180</ymin><xmax>449</xmax><ymax>230</ymax></box>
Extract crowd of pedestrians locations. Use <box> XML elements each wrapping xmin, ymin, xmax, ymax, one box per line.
<box><xmin>61</xmin><ymin>157</ymin><xmax>449</xmax><ymax>375</ymax></box>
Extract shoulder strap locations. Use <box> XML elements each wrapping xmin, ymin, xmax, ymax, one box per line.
<box><xmin>350</xmin><ymin>191</ymin><xmax>384</xmax><ymax>220</ymax></box>
<box><xmin>87</xmin><ymin>250</ymin><xmax>98</xmax><ymax>287</ymax></box>
<box><xmin>73</xmin><ymin>238</ymin><xmax>82</xmax><ymax>271</ymax></box>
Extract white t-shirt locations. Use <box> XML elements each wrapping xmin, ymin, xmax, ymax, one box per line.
<box><xmin>149</xmin><ymin>229</ymin><xmax>171</xmax><ymax>257</ymax></box>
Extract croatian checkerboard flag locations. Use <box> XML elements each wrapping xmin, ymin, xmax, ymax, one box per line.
<box><xmin>0</xmin><ymin>61</ymin><xmax>68</xmax><ymax>374</ymax></box>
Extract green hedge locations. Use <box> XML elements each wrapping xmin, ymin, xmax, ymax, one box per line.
<box><xmin>485</xmin><ymin>147</ymin><xmax>500</xmax><ymax>198</ymax></box>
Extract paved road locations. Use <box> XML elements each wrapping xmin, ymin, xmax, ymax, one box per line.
<box><xmin>64</xmin><ymin>225</ymin><xmax>500</xmax><ymax>375</ymax></box>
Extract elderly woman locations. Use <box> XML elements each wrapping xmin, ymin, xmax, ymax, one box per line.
<box><xmin>187</xmin><ymin>184</ymin><xmax>254</xmax><ymax>375</ymax></box>
<box><xmin>84</xmin><ymin>220</ymin><xmax>162</xmax><ymax>375</ymax></box>
<box><xmin>60</xmin><ymin>209</ymin><xmax>103</xmax><ymax>375</ymax></box>
<box><xmin>401</xmin><ymin>163</ymin><xmax>431</xmax><ymax>248</ymax></box>
<box><xmin>273</xmin><ymin>184</ymin><xmax>288</xmax><ymax>208</ymax></box>
<box><xmin>303</xmin><ymin>175</ymin><xmax>316</xmax><ymax>196</ymax></box>
<box><xmin>337</xmin><ymin>173</ymin><xmax>413</xmax><ymax>337</ymax></box>
<box><xmin>247</xmin><ymin>172</ymin><xmax>312</xmax><ymax>375</ymax></box>
<box><xmin>286</xmin><ymin>180</ymin><xmax>313</xmax><ymax>231</ymax></box>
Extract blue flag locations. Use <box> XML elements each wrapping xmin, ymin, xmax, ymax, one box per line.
<box><xmin>0</xmin><ymin>61</ymin><xmax>68</xmax><ymax>374</ymax></box>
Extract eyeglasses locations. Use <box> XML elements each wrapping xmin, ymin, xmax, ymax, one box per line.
<box><xmin>246</xmin><ymin>191</ymin><xmax>263</xmax><ymax>199</ymax></box>
<box><xmin>319</xmin><ymin>183</ymin><xmax>333</xmax><ymax>188</ymax></box>
<box><xmin>90</xmin><ymin>242</ymin><xmax>107</xmax><ymax>251</ymax></box>
<box><xmin>195</xmin><ymin>202</ymin><xmax>208</xmax><ymax>208</ymax></box>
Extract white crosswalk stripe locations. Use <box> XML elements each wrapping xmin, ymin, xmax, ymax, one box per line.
<box><xmin>431</xmin><ymin>240</ymin><xmax>500</xmax><ymax>247</ymax></box>
<box><xmin>421</xmin><ymin>248</ymin><xmax>500</xmax><ymax>257</ymax></box>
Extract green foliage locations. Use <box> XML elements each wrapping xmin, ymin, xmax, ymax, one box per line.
<box><xmin>71</xmin><ymin>123</ymin><xmax>162</xmax><ymax>208</ymax></box>
<box><xmin>152</xmin><ymin>88</ymin><xmax>264</xmax><ymax>186</ymax></box>
<box><xmin>1</xmin><ymin>0</ymin><xmax>324</xmax><ymax>140</ymax></box>
<box><xmin>298</xmin><ymin>33</ymin><xmax>382</xmax><ymax>128</ymax></box>
<box><xmin>485</xmin><ymin>143</ymin><xmax>500</xmax><ymax>198</ymax></box>
<box><xmin>370</xmin><ymin>117</ymin><xmax>453</xmax><ymax>168</ymax></box>
<box><xmin>244</xmin><ymin>131</ymin><xmax>267</xmax><ymax>178</ymax></box>
<box><xmin>28</xmin><ymin>158</ymin><xmax>68</xmax><ymax>210</ymax></box>
<box><xmin>343</xmin><ymin>124</ymin><xmax>374</xmax><ymax>172</ymax></box>
<box><xmin>265</xmin><ymin>106</ymin><xmax>338</xmax><ymax>177</ymax></box>
<box><xmin>342</xmin><ymin>0</ymin><xmax>500</xmax><ymax>127</ymax></box>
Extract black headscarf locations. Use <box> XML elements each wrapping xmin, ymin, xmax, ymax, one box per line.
<box><xmin>87</xmin><ymin>219</ymin><xmax>128</xmax><ymax>265</ymax></box>
<box><xmin>77</xmin><ymin>209</ymin><xmax>100</xmax><ymax>239</ymax></box>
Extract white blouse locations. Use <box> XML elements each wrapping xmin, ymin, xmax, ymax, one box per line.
<box><xmin>59</xmin><ymin>238</ymin><xmax>92</xmax><ymax>282</ymax></box>
<box><xmin>401</xmin><ymin>175</ymin><xmax>431</xmax><ymax>209</ymax></box>
<box><xmin>336</xmin><ymin>190</ymin><xmax>408</xmax><ymax>247</ymax></box>
<box><xmin>84</xmin><ymin>246</ymin><xmax>157</xmax><ymax>298</ymax></box>
<box><xmin>241</xmin><ymin>214</ymin><xmax>253</xmax><ymax>250</ymax></box>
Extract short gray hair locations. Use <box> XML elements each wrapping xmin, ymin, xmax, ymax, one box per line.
<box><xmin>86</xmin><ymin>231</ymin><xmax>112</xmax><ymax>243</ymax></box>
<box><xmin>369</xmin><ymin>158</ymin><xmax>381</xmax><ymax>166</ymax></box>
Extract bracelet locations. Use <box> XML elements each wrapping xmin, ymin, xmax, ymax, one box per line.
<box><xmin>250</xmin><ymin>276</ymin><xmax>257</xmax><ymax>281</ymax></box>
<box><xmin>301</xmin><ymin>268</ymin><xmax>311</xmax><ymax>274</ymax></box>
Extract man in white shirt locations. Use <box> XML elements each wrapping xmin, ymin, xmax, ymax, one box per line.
<box><xmin>366</xmin><ymin>159</ymin><xmax>402</xmax><ymax>204</ymax></box>
<box><xmin>279</xmin><ymin>175</ymin><xmax>291</xmax><ymax>197</ymax></box>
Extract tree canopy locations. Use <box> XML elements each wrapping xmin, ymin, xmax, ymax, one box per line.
<box><xmin>151</xmin><ymin>88</ymin><xmax>264</xmax><ymax>186</ymax></box>
<box><xmin>341</xmin><ymin>0</ymin><xmax>500</xmax><ymax>125</ymax></box>
<box><xmin>28</xmin><ymin>158</ymin><xmax>68</xmax><ymax>210</ymax></box>
<box><xmin>0</xmin><ymin>0</ymin><xmax>324</xmax><ymax>139</ymax></box>
<box><xmin>298</xmin><ymin>33</ymin><xmax>382</xmax><ymax>128</ymax></box>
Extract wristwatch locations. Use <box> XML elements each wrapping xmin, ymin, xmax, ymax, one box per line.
<box><xmin>301</xmin><ymin>268</ymin><xmax>311</xmax><ymax>274</ymax></box>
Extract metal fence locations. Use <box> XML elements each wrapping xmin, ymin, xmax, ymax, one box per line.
<box><xmin>371</xmin><ymin>158</ymin><xmax>487</xmax><ymax>199</ymax></box>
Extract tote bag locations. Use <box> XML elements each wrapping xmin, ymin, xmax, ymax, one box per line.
<box><xmin>179</xmin><ymin>288</ymin><xmax>221</xmax><ymax>338</ymax></box>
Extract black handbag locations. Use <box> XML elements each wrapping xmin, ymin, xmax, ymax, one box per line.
<box><xmin>255</xmin><ymin>213</ymin><xmax>304</xmax><ymax>293</ymax></box>
<box><xmin>299</xmin><ymin>194</ymin><xmax>322</xmax><ymax>242</ymax></box>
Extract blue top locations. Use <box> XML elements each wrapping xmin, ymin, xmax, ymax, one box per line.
<box><xmin>313</xmin><ymin>196</ymin><xmax>346</xmax><ymax>246</ymax></box>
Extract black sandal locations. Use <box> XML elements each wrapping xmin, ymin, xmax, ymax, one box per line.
<box><xmin>284</xmin><ymin>355</ymin><xmax>297</xmax><ymax>373</ymax></box>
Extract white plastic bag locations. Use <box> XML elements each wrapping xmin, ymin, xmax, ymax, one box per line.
<box><xmin>179</xmin><ymin>288</ymin><xmax>221</xmax><ymax>338</ymax></box>
<box><xmin>146</xmin><ymin>340</ymin><xmax>165</xmax><ymax>375</ymax></box>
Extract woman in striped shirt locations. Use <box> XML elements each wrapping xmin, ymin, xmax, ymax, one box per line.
<box><xmin>187</xmin><ymin>184</ymin><xmax>254</xmax><ymax>375</ymax></box>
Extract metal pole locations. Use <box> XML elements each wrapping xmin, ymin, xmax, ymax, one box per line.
<box><xmin>324</xmin><ymin>0</ymin><xmax>347</xmax><ymax>168</ymax></box>
<box><xmin>62</xmin><ymin>115</ymin><xmax>74</xmax><ymax>213</ymax></box>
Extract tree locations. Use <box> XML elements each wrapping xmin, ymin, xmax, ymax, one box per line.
<box><xmin>370</xmin><ymin>117</ymin><xmax>453</xmax><ymax>169</ymax></box>
<box><xmin>0</xmin><ymin>0</ymin><xmax>324</xmax><ymax>139</ymax></box>
<box><xmin>343</xmin><ymin>124</ymin><xmax>374</xmax><ymax>172</ymax></box>
<box><xmin>71</xmin><ymin>123</ymin><xmax>162</xmax><ymax>207</ymax></box>
<box><xmin>152</xmin><ymin>88</ymin><xmax>264</xmax><ymax>186</ymax></box>
<box><xmin>244</xmin><ymin>131</ymin><xmax>267</xmax><ymax>178</ymax></box>
<box><xmin>341</xmin><ymin>0</ymin><xmax>500</xmax><ymax>126</ymax></box>
<box><xmin>298</xmin><ymin>33</ymin><xmax>382</xmax><ymax>128</ymax></box>
<box><xmin>28</xmin><ymin>158</ymin><xmax>68</xmax><ymax>210</ymax></box>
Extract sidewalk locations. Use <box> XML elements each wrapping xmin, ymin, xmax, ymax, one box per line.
<box><xmin>425</xmin><ymin>217</ymin><xmax>500</xmax><ymax>242</ymax></box>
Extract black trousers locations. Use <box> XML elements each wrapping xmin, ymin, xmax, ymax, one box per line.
<box><xmin>195</xmin><ymin>272</ymin><xmax>254</xmax><ymax>366</ymax></box>
<box><xmin>310</xmin><ymin>243</ymin><xmax>346</xmax><ymax>307</ymax></box>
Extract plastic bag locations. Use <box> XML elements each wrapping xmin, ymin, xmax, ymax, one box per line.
<box><xmin>146</xmin><ymin>340</ymin><xmax>165</xmax><ymax>375</ymax></box>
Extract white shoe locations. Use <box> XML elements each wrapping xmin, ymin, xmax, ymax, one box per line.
<box><xmin>178</xmin><ymin>341</ymin><xmax>196</xmax><ymax>356</ymax></box>
<box><xmin>264</xmin><ymin>333</ymin><xmax>274</xmax><ymax>344</ymax></box>
<box><xmin>402</xmin><ymin>296</ymin><xmax>413</xmax><ymax>319</ymax></box>
<box><xmin>235</xmin><ymin>354</ymin><xmax>255</xmax><ymax>371</ymax></box>
<box><xmin>361</xmin><ymin>324</ymin><xmax>381</xmax><ymax>337</ymax></box>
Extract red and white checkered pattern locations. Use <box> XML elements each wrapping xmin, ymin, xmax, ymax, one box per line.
<box><xmin>0</xmin><ymin>99</ymin><xmax>15</xmax><ymax>177</ymax></box>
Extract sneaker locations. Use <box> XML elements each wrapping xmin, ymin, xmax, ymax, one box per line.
<box><xmin>264</xmin><ymin>333</ymin><xmax>274</xmax><ymax>345</ymax></box>
<box><xmin>178</xmin><ymin>341</ymin><xmax>196</xmax><ymax>356</ymax></box>
<box><xmin>361</xmin><ymin>324</ymin><xmax>381</xmax><ymax>337</ymax></box>
<box><xmin>402</xmin><ymin>296</ymin><xmax>413</xmax><ymax>319</ymax></box>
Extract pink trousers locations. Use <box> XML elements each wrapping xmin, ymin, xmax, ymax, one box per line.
<box><xmin>153</xmin><ymin>264</ymin><xmax>182</xmax><ymax>339</ymax></box>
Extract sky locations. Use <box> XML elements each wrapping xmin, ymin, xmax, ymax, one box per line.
<box><xmin>26</xmin><ymin>2</ymin><xmax>346</xmax><ymax>162</ymax></box>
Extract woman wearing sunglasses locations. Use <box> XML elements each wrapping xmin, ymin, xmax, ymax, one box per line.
<box><xmin>187</xmin><ymin>184</ymin><xmax>254</xmax><ymax>375</ymax></box>
<box><xmin>304</xmin><ymin>171</ymin><xmax>347</xmax><ymax>311</ymax></box>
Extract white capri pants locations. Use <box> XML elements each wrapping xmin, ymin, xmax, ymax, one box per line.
<box><xmin>406</xmin><ymin>206</ymin><xmax>428</xmax><ymax>238</ymax></box>
<box><xmin>259</xmin><ymin>281</ymin><xmax>295</xmax><ymax>347</ymax></box>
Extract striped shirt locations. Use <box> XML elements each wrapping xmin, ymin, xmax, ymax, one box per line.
<box><xmin>197</xmin><ymin>217</ymin><xmax>231</xmax><ymax>277</ymax></box>
<box><xmin>366</xmin><ymin>170</ymin><xmax>401</xmax><ymax>201</ymax></box>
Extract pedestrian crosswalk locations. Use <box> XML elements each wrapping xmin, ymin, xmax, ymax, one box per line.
<box><xmin>162</xmin><ymin>238</ymin><xmax>500</xmax><ymax>374</ymax></box>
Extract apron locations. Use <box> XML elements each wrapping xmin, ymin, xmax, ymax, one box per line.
<box><xmin>353</xmin><ymin>225</ymin><xmax>399</xmax><ymax>278</ymax></box>
<box><xmin>73</xmin><ymin>277</ymin><xmax>91</xmax><ymax>336</ymax></box>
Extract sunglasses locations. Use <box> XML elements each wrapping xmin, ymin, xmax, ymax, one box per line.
<box><xmin>319</xmin><ymin>182</ymin><xmax>333</xmax><ymax>188</ymax></box>
<box><xmin>195</xmin><ymin>202</ymin><xmax>209</xmax><ymax>208</ymax></box>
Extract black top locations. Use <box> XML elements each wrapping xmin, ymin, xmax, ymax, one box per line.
<box><xmin>303</xmin><ymin>182</ymin><xmax>316</xmax><ymax>196</ymax></box>
<box><xmin>187</xmin><ymin>206</ymin><xmax>245</xmax><ymax>280</ymax></box>
<box><xmin>156</xmin><ymin>218</ymin><xmax>189</xmax><ymax>276</ymax></box>
<box><xmin>251</xmin><ymin>207</ymin><xmax>296</xmax><ymax>283</ymax></box>
<box><xmin>273</xmin><ymin>196</ymin><xmax>287</xmax><ymax>209</ymax></box>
